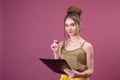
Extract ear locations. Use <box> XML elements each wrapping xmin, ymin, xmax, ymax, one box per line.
<box><xmin>78</xmin><ymin>22</ymin><xmax>82</xmax><ymax>30</ymax></box>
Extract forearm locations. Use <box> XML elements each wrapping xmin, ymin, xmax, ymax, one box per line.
<box><xmin>79</xmin><ymin>69</ymin><xmax>94</xmax><ymax>77</ymax></box>
<box><xmin>53</xmin><ymin>52</ymin><xmax>60</xmax><ymax>59</ymax></box>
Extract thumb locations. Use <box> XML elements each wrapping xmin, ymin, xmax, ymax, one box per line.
<box><xmin>54</xmin><ymin>40</ymin><xmax>59</xmax><ymax>44</ymax></box>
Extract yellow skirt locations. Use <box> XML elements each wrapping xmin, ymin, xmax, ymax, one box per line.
<box><xmin>60</xmin><ymin>74</ymin><xmax>89</xmax><ymax>80</ymax></box>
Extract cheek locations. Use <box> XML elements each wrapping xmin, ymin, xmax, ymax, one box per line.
<box><xmin>64</xmin><ymin>28</ymin><xmax>68</xmax><ymax>33</ymax></box>
<box><xmin>73</xmin><ymin>27</ymin><xmax>78</xmax><ymax>31</ymax></box>
<box><xmin>65</xmin><ymin>27</ymin><xmax>69</xmax><ymax>31</ymax></box>
<box><xmin>75</xmin><ymin>26</ymin><xmax>80</xmax><ymax>31</ymax></box>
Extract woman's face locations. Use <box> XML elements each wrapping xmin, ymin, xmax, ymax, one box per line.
<box><xmin>64</xmin><ymin>18</ymin><xmax>80</xmax><ymax>37</ymax></box>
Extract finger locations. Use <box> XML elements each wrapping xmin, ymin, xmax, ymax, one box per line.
<box><xmin>64</xmin><ymin>69</ymin><xmax>70</xmax><ymax>75</ymax></box>
<box><xmin>64</xmin><ymin>69</ymin><xmax>75</xmax><ymax>78</ymax></box>
<box><xmin>54</xmin><ymin>40</ymin><xmax>59</xmax><ymax>44</ymax></box>
<box><xmin>51</xmin><ymin>45</ymin><xmax>57</xmax><ymax>49</ymax></box>
<box><xmin>51</xmin><ymin>44</ymin><xmax>56</xmax><ymax>48</ymax></box>
<box><xmin>71</xmin><ymin>70</ymin><xmax>78</xmax><ymax>73</ymax></box>
<box><xmin>64</xmin><ymin>68</ymin><xmax>71</xmax><ymax>74</ymax></box>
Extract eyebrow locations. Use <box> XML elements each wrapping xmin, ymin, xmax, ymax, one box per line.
<box><xmin>64</xmin><ymin>22</ymin><xmax>75</xmax><ymax>25</ymax></box>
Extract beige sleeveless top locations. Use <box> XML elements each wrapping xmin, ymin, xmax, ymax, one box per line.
<box><xmin>61</xmin><ymin>41</ymin><xmax>87</xmax><ymax>72</ymax></box>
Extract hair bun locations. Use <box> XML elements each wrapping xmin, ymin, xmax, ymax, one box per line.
<box><xmin>67</xmin><ymin>6</ymin><xmax>82</xmax><ymax>16</ymax></box>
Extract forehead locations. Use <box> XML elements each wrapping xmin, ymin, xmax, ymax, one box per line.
<box><xmin>65</xmin><ymin>18</ymin><xmax>75</xmax><ymax>24</ymax></box>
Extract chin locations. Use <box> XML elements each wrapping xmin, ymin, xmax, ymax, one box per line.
<box><xmin>67</xmin><ymin>33</ymin><xmax>78</xmax><ymax>37</ymax></box>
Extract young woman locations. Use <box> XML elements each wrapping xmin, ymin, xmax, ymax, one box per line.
<box><xmin>50</xmin><ymin>6</ymin><xmax>94</xmax><ymax>80</ymax></box>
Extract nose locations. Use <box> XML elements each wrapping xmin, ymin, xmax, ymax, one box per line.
<box><xmin>68</xmin><ymin>25</ymin><xmax>72</xmax><ymax>30</ymax></box>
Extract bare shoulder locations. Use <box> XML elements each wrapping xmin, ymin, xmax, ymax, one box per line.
<box><xmin>59</xmin><ymin>40</ymin><xmax>64</xmax><ymax>48</ymax></box>
<box><xmin>83</xmin><ymin>41</ymin><xmax>94</xmax><ymax>55</ymax></box>
<box><xmin>84</xmin><ymin>41</ymin><xmax>93</xmax><ymax>48</ymax></box>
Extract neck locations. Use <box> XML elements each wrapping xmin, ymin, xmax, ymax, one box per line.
<box><xmin>68</xmin><ymin>35</ymin><xmax>82</xmax><ymax>42</ymax></box>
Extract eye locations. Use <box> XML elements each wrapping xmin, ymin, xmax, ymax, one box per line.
<box><xmin>70</xmin><ymin>23</ymin><xmax>76</xmax><ymax>27</ymax></box>
<box><xmin>65</xmin><ymin>24</ymin><xmax>68</xmax><ymax>27</ymax></box>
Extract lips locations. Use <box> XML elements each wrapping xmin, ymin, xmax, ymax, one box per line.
<box><xmin>68</xmin><ymin>31</ymin><xmax>73</xmax><ymax>33</ymax></box>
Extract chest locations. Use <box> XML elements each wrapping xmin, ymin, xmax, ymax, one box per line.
<box><xmin>65</xmin><ymin>43</ymin><xmax>82</xmax><ymax>51</ymax></box>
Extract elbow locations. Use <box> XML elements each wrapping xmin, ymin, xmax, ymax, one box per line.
<box><xmin>90</xmin><ymin>70</ymin><xmax>94</xmax><ymax>75</ymax></box>
<box><xmin>89</xmin><ymin>69</ymin><xmax>94</xmax><ymax>77</ymax></box>
<box><xmin>86</xmin><ymin>69</ymin><xmax>94</xmax><ymax>77</ymax></box>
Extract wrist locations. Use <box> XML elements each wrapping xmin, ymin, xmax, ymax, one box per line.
<box><xmin>84</xmin><ymin>72</ymin><xmax>88</xmax><ymax>77</ymax></box>
<box><xmin>79</xmin><ymin>72</ymin><xmax>88</xmax><ymax>77</ymax></box>
<box><xmin>53</xmin><ymin>50</ymin><xmax>59</xmax><ymax>54</ymax></box>
<box><xmin>53</xmin><ymin>52</ymin><xmax>60</xmax><ymax>59</ymax></box>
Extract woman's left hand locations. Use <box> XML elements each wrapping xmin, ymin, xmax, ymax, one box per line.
<box><xmin>64</xmin><ymin>68</ymin><xmax>84</xmax><ymax>78</ymax></box>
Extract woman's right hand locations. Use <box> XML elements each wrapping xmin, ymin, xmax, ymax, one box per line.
<box><xmin>50</xmin><ymin>40</ymin><xmax>59</xmax><ymax>53</ymax></box>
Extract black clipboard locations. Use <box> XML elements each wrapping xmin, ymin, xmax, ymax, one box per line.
<box><xmin>39</xmin><ymin>58</ymin><xmax>71</xmax><ymax>74</ymax></box>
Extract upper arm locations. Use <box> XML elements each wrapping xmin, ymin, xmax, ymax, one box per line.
<box><xmin>83</xmin><ymin>42</ymin><xmax>94</xmax><ymax>71</ymax></box>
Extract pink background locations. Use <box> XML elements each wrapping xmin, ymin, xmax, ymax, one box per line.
<box><xmin>0</xmin><ymin>0</ymin><xmax>120</xmax><ymax>80</ymax></box>
<box><xmin>0</xmin><ymin>0</ymin><xmax>3</xmax><ymax>79</ymax></box>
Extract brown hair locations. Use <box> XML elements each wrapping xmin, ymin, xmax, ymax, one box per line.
<box><xmin>64</xmin><ymin>6</ymin><xmax>82</xmax><ymax>25</ymax></box>
<box><xmin>64</xmin><ymin>6</ymin><xmax>82</xmax><ymax>38</ymax></box>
